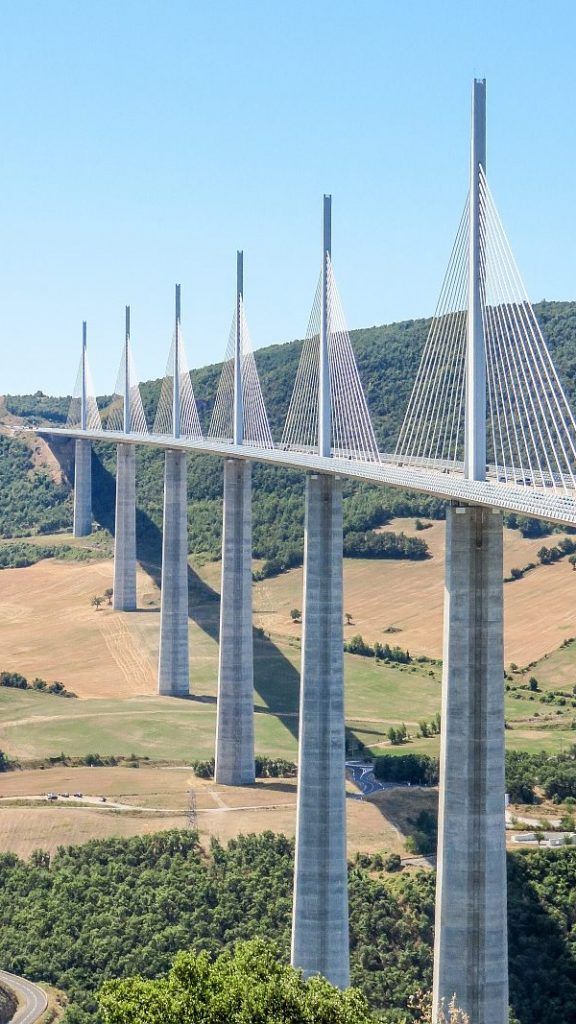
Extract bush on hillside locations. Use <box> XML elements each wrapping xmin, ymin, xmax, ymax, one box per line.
<box><xmin>98</xmin><ymin>938</ymin><xmax>374</xmax><ymax>1024</ymax></box>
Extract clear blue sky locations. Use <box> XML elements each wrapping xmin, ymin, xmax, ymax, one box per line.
<box><xmin>1</xmin><ymin>0</ymin><xmax>575</xmax><ymax>395</ymax></box>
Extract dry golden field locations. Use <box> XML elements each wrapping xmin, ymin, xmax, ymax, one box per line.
<box><xmin>0</xmin><ymin>522</ymin><xmax>575</xmax><ymax>860</ymax></box>
<box><xmin>0</xmin><ymin>764</ymin><xmax>424</xmax><ymax>859</ymax></box>
<box><xmin>0</xmin><ymin>519</ymin><xmax>574</xmax><ymax>702</ymax></box>
<box><xmin>254</xmin><ymin>518</ymin><xmax>576</xmax><ymax>666</ymax></box>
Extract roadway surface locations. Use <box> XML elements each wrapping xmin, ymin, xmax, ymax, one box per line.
<box><xmin>0</xmin><ymin>970</ymin><xmax>47</xmax><ymax>1024</ymax></box>
<box><xmin>39</xmin><ymin>426</ymin><xmax>576</xmax><ymax>528</ymax></box>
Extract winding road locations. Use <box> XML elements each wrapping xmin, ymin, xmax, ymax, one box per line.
<box><xmin>0</xmin><ymin>970</ymin><xmax>47</xmax><ymax>1023</ymax></box>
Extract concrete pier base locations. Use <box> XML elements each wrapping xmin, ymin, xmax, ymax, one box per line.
<box><xmin>291</xmin><ymin>473</ymin><xmax>349</xmax><ymax>989</ymax></box>
<box><xmin>73</xmin><ymin>439</ymin><xmax>92</xmax><ymax>537</ymax></box>
<box><xmin>433</xmin><ymin>504</ymin><xmax>508</xmax><ymax>1024</ymax></box>
<box><xmin>214</xmin><ymin>459</ymin><xmax>254</xmax><ymax>785</ymax></box>
<box><xmin>113</xmin><ymin>444</ymin><xmax>137</xmax><ymax>611</ymax></box>
<box><xmin>158</xmin><ymin>449</ymin><xmax>189</xmax><ymax>696</ymax></box>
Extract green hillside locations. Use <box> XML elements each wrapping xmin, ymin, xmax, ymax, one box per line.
<box><xmin>2</xmin><ymin>300</ymin><xmax>576</xmax><ymax>569</ymax></box>
<box><xmin>0</xmin><ymin>830</ymin><xmax>575</xmax><ymax>1024</ymax></box>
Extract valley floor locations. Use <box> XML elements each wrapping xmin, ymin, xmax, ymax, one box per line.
<box><xmin>0</xmin><ymin>518</ymin><xmax>575</xmax><ymax>858</ymax></box>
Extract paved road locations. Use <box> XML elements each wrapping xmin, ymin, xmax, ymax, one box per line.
<box><xmin>0</xmin><ymin>970</ymin><xmax>47</xmax><ymax>1023</ymax></box>
<box><xmin>346</xmin><ymin>760</ymin><xmax>412</xmax><ymax>797</ymax></box>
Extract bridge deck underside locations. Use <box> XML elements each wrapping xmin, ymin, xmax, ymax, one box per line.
<box><xmin>39</xmin><ymin>427</ymin><xmax>576</xmax><ymax>528</ymax></box>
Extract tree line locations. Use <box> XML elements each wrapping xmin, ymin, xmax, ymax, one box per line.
<box><xmin>0</xmin><ymin>829</ymin><xmax>575</xmax><ymax>1022</ymax></box>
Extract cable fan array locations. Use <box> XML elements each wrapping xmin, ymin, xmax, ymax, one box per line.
<box><xmin>281</xmin><ymin>259</ymin><xmax>379</xmax><ymax>461</ymax></box>
<box><xmin>396</xmin><ymin>174</ymin><xmax>576</xmax><ymax>493</ymax></box>
<box><xmin>105</xmin><ymin>342</ymin><xmax>148</xmax><ymax>434</ymax></box>
<box><xmin>153</xmin><ymin>328</ymin><xmax>202</xmax><ymax>439</ymax></box>
<box><xmin>480</xmin><ymin>170</ymin><xmax>576</xmax><ymax>491</ymax></box>
<box><xmin>394</xmin><ymin>202</ymin><xmax>469</xmax><ymax>471</ymax></box>
<box><xmin>65</xmin><ymin>188</ymin><xmax>576</xmax><ymax>497</ymax></box>
<box><xmin>209</xmin><ymin>297</ymin><xmax>273</xmax><ymax>448</ymax></box>
<box><xmin>66</xmin><ymin>350</ymin><xmax>103</xmax><ymax>432</ymax></box>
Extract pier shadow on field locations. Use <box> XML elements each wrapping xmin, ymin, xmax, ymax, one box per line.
<box><xmin>91</xmin><ymin>451</ymin><xmax>301</xmax><ymax>730</ymax></box>
<box><xmin>90</xmin><ymin>447</ymin><xmax>396</xmax><ymax>810</ymax></box>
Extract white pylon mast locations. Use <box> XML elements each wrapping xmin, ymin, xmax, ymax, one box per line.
<box><xmin>465</xmin><ymin>78</ymin><xmax>487</xmax><ymax>481</ymax></box>
<box><xmin>233</xmin><ymin>251</ymin><xmax>244</xmax><ymax>445</ymax></box>
<box><xmin>318</xmin><ymin>194</ymin><xmax>332</xmax><ymax>458</ymax></box>
<box><xmin>80</xmin><ymin>321</ymin><xmax>87</xmax><ymax>431</ymax></box>
<box><xmin>123</xmin><ymin>306</ymin><xmax>131</xmax><ymax>435</ymax></box>
<box><xmin>173</xmin><ymin>284</ymin><xmax>181</xmax><ymax>440</ymax></box>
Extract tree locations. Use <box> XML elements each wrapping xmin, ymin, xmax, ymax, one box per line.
<box><xmin>104</xmin><ymin>588</ymin><xmax>113</xmax><ymax>605</ymax></box>
<box><xmin>345</xmin><ymin>612</ymin><xmax>354</xmax><ymax>625</ymax></box>
<box><xmin>528</xmin><ymin>677</ymin><xmax>539</xmax><ymax>692</ymax></box>
<box><xmin>98</xmin><ymin>939</ymin><xmax>374</xmax><ymax>1024</ymax></box>
<box><xmin>91</xmin><ymin>596</ymin><xmax>103</xmax><ymax>611</ymax></box>
<box><xmin>290</xmin><ymin>608</ymin><xmax>301</xmax><ymax>622</ymax></box>
<box><xmin>0</xmin><ymin>750</ymin><xmax>8</xmax><ymax>772</ymax></box>
<box><xmin>387</xmin><ymin>723</ymin><xmax>408</xmax><ymax>746</ymax></box>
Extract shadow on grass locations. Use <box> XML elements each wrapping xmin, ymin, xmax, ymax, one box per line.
<box><xmin>91</xmin><ymin>450</ymin><xmax>302</xmax><ymax>730</ymax></box>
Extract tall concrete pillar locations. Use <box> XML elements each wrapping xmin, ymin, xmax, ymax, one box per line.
<box><xmin>113</xmin><ymin>443</ymin><xmax>137</xmax><ymax>611</ymax></box>
<box><xmin>158</xmin><ymin>449</ymin><xmax>189</xmax><ymax>696</ymax></box>
<box><xmin>73</xmin><ymin>438</ymin><xmax>92</xmax><ymax>537</ymax></box>
<box><xmin>214</xmin><ymin>459</ymin><xmax>254</xmax><ymax>785</ymax></box>
<box><xmin>433</xmin><ymin>503</ymin><xmax>508</xmax><ymax>1024</ymax></box>
<box><xmin>291</xmin><ymin>472</ymin><xmax>349</xmax><ymax>989</ymax></box>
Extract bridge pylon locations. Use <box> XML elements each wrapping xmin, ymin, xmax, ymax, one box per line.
<box><xmin>156</xmin><ymin>285</ymin><xmax>195</xmax><ymax>698</ymax></box>
<box><xmin>109</xmin><ymin>306</ymin><xmax>147</xmax><ymax>611</ymax></box>
<box><xmin>68</xmin><ymin>321</ymin><xmax>101</xmax><ymax>537</ymax></box>
<box><xmin>290</xmin><ymin>196</ymin><xmax>350</xmax><ymax>989</ymax></box>
<box><xmin>214</xmin><ymin>252</ymin><xmax>256</xmax><ymax>786</ymax></box>
<box><xmin>432</xmin><ymin>79</ymin><xmax>509</xmax><ymax>1024</ymax></box>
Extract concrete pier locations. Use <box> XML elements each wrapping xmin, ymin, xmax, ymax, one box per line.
<box><xmin>113</xmin><ymin>443</ymin><xmax>137</xmax><ymax>611</ymax></box>
<box><xmin>433</xmin><ymin>503</ymin><xmax>508</xmax><ymax>1023</ymax></box>
<box><xmin>158</xmin><ymin>449</ymin><xmax>189</xmax><ymax>696</ymax></box>
<box><xmin>214</xmin><ymin>459</ymin><xmax>254</xmax><ymax>785</ymax></box>
<box><xmin>73</xmin><ymin>438</ymin><xmax>92</xmax><ymax>537</ymax></box>
<box><xmin>291</xmin><ymin>472</ymin><xmax>349</xmax><ymax>989</ymax></box>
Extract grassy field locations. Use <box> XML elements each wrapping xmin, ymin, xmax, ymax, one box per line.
<box><xmin>1</xmin><ymin>521</ymin><xmax>576</xmax><ymax>861</ymax></box>
<box><xmin>1</xmin><ymin>520</ymin><xmax>576</xmax><ymax>765</ymax></box>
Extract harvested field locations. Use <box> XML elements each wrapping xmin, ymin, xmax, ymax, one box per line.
<box><xmin>253</xmin><ymin>518</ymin><xmax>576</xmax><ymax>665</ymax></box>
<box><xmin>0</xmin><ymin>519</ymin><xmax>574</xmax><ymax>708</ymax></box>
<box><xmin>0</xmin><ymin>765</ymin><xmax>423</xmax><ymax>859</ymax></box>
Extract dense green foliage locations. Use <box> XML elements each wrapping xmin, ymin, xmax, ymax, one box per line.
<box><xmin>0</xmin><ymin>670</ymin><xmax>76</xmax><ymax>698</ymax></box>
<box><xmin>343</xmin><ymin>531</ymin><xmax>429</xmax><ymax>560</ymax></box>
<box><xmin>0</xmin><ymin>830</ymin><xmax>575</xmax><ymax>1023</ymax></box>
<box><xmin>4</xmin><ymin>392</ymin><xmax>70</xmax><ymax>423</ymax></box>
<box><xmin>374</xmin><ymin>754</ymin><xmax>440</xmax><ymax>786</ymax></box>
<box><xmin>374</xmin><ymin>749</ymin><xmax>576</xmax><ymax>807</ymax></box>
<box><xmin>344</xmin><ymin>636</ymin><xmax>412</xmax><ymax>662</ymax></box>
<box><xmin>506</xmin><ymin>749</ymin><xmax>576</xmax><ymax>804</ymax></box>
<box><xmin>98</xmin><ymin>938</ymin><xmax>374</xmax><ymax>1024</ymax></box>
<box><xmin>0</xmin><ymin>435</ymin><xmax>71</xmax><ymax>537</ymax></box>
<box><xmin>191</xmin><ymin>757</ymin><xmax>297</xmax><ymax>779</ymax></box>
<box><xmin>0</xmin><ymin>983</ymin><xmax>16</xmax><ymax>1024</ymax></box>
<box><xmin>0</xmin><ymin>540</ymin><xmax>92</xmax><ymax>569</ymax></box>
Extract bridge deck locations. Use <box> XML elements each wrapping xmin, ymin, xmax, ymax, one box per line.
<box><xmin>38</xmin><ymin>427</ymin><xmax>576</xmax><ymax>528</ymax></box>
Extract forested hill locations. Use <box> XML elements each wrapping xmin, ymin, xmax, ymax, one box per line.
<box><xmin>2</xmin><ymin>300</ymin><xmax>576</xmax><ymax>569</ymax></box>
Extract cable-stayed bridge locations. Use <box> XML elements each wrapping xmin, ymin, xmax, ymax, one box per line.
<box><xmin>35</xmin><ymin>80</ymin><xmax>575</xmax><ymax>1024</ymax></box>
